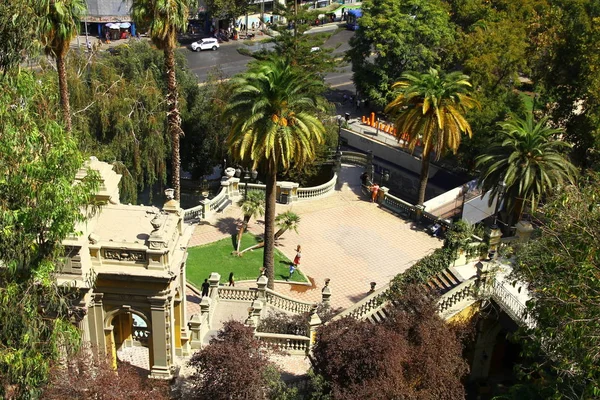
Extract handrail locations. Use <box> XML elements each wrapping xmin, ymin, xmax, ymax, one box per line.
<box><xmin>437</xmin><ymin>276</ymin><xmax>478</xmax><ymax>315</ymax></box>
<box><xmin>254</xmin><ymin>332</ymin><xmax>311</xmax><ymax>354</ymax></box>
<box><xmin>265</xmin><ymin>288</ymin><xmax>315</xmax><ymax>313</ymax></box>
<box><xmin>218</xmin><ymin>287</ymin><xmax>258</xmax><ymax>302</ymax></box>
<box><xmin>381</xmin><ymin>192</ymin><xmax>415</xmax><ymax>217</ymax></box>
<box><xmin>254</xmin><ymin>332</ymin><xmax>311</xmax><ymax>341</ymax></box>
<box><xmin>330</xmin><ymin>283</ymin><xmax>391</xmax><ymax>321</ymax></box>
<box><xmin>183</xmin><ymin>203</ymin><xmax>204</xmax><ymax>223</ymax></box>
<box><xmin>297</xmin><ymin>173</ymin><xmax>337</xmax><ymax>200</ymax></box>
<box><xmin>239</xmin><ymin>182</ymin><xmax>266</xmax><ymax>195</ymax></box>
<box><xmin>209</xmin><ymin>186</ymin><xmax>229</xmax><ymax>212</ymax></box>
<box><xmin>490</xmin><ymin>280</ymin><xmax>534</xmax><ymax>328</ymax></box>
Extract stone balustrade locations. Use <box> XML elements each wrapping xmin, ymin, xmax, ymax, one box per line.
<box><xmin>208</xmin><ymin>186</ymin><xmax>229</xmax><ymax>212</ymax></box>
<box><xmin>340</xmin><ymin>151</ymin><xmax>369</xmax><ymax>166</ymax></box>
<box><xmin>331</xmin><ymin>284</ymin><xmax>391</xmax><ymax>321</ymax></box>
<box><xmin>297</xmin><ymin>173</ymin><xmax>337</xmax><ymax>200</ymax></box>
<box><xmin>254</xmin><ymin>332</ymin><xmax>311</xmax><ymax>355</ymax></box>
<box><xmin>437</xmin><ymin>276</ymin><xmax>478</xmax><ymax>316</ymax></box>
<box><xmin>218</xmin><ymin>287</ymin><xmax>259</xmax><ymax>302</ymax></box>
<box><xmin>265</xmin><ymin>289</ymin><xmax>315</xmax><ymax>313</ymax></box>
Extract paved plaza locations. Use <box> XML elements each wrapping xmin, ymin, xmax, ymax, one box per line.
<box><xmin>186</xmin><ymin>164</ymin><xmax>443</xmax><ymax>310</ymax></box>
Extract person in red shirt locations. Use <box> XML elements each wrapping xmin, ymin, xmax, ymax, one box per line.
<box><xmin>370</xmin><ymin>183</ymin><xmax>380</xmax><ymax>203</ymax></box>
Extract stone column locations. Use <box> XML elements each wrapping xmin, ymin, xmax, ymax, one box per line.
<box><xmin>414</xmin><ymin>204</ymin><xmax>425</xmax><ymax>223</ymax></box>
<box><xmin>208</xmin><ymin>272</ymin><xmax>220</xmax><ymax>302</ymax></box>
<box><xmin>378</xmin><ymin>186</ymin><xmax>389</xmax><ymax>205</ymax></box>
<box><xmin>321</xmin><ymin>280</ymin><xmax>331</xmax><ymax>305</ymax></box>
<box><xmin>308</xmin><ymin>306</ymin><xmax>322</xmax><ymax>352</ymax></box>
<box><xmin>148</xmin><ymin>295</ymin><xmax>171</xmax><ymax>379</ymax></box>
<box><xmin>89</xmin><ymin>293</ymin><xmax>106</xmax><ymax>351</ymax></box>
<box><xmin>179</xmin><ymin>262</ymin><xmax>190</xmax><ymax>356</ymax></box>
<box><xmin>200</xmin><ymin>198</ymin><xmax>211</xmax><ymax>220</ymax></box>
<box><xmin>256</xmin><ymin>274</ymin><xmax>268</xmax><ymax>300</ymax></box>
<box><xmin>487</xmin><ymin>227</ymin><xmax>502</xmax><ymax>258</ymax></box>
<box><xmin>188</xmin><ymin>314</ymin><xmax>203</xmax><ymax>349</ymax></box>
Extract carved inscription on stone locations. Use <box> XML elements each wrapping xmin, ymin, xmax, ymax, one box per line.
<box><xmin>103</xmin><ymin>249</ymin><xmax>146</xmax><ymax>262</ymax></box>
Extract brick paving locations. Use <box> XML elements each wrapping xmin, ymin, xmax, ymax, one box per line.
<box><xmin>186</xmin><ymin>164</ymin><xmax>443</xmax><ymax>310</ymax></box>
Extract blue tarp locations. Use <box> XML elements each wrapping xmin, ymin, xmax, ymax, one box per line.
<box><xmin>348</xmin><ymin>9</ymin><xmax>362</xmax><ymax>18</ymax></box>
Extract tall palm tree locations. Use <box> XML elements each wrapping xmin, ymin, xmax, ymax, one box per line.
<box><xmin>476</xmin><ymin>113</ymin><xmax>578</xmax><ymax>223</ymax></box>
<box><xmin>131</xmin><ymin>0</ymin><xmax>191</xmax><ymax>200</ymax></box>
<box><xmin>385</xmin><ymin>68</ymin><xmax>479</xmax><ymax>205</ymax></box>
<box><xmin>226</xmin><ymin>59</ymin><xmax>326</xmax><ymax>288</ymax></box>
<box><xmin>274</xmin><ymin>211</ymin><xmax>300</xmax><ymax>240</ymax></box>
<box><xmin>236</xmin><ymin>190</ymin><xmax>266</xmax><ymax>253</ymax></box>
<box><xmin>38</xmin><ymin>0</ymin><xmax>86</xmax><ymax>133</ymax></box>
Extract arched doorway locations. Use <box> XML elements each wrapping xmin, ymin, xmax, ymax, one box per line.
<box><xmin>105</xmin><ymin>309</ymin><xmax>152</xmax><ymax>372</ymax></box>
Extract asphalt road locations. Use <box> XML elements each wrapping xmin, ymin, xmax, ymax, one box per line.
<box><xmin>181</xmin><ymin>28</ymin><xmax>356</xmax><ymax>96</ymax></box>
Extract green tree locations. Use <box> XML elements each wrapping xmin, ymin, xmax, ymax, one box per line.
<box><xmin>0</xmin><ymin>72</ymin><xmax>99</xmax><ymax>398</ymax></box>
<box><xmin>131</xmin><ymin>0</ymin><xmax>193</xmax><ymax>201</ymax></box>
<box><xmin>226</xmin><ymin>59</ymin><xmax>326</xmax><ymax>289</ymax></box>
<box><xmin>236</xmin><ymin>190</ymin><xmax>266</xmax><ymax>253</ymax></box>
<box><xmin>385</xmin><ymin>68</ymin><xmax>479</xmax><ymax>205</ymax></box>
<box><xmin>0</xmin><ymin>0</ymin><xmax>39</xmax><ymax>77</ymax></box>
<box><xmin>205</xmin><ymin>0</ymin><xmax>249</xmax><ymax>21</ymax></box>
<box><xmin>347</xmin><ymin>0</ymin><xmax>456</xmax><ymax>107</ymax></box>
<box><xmin>37</xmin><ymin>0</ymin><xmax>85</xmax><ymax>133</ymax></box>
<box><xmin>529</xmin><ymin>0</ymin><xmax>600</xmax><ymax>167</ymax></box>
<box><xmin>512</xmin><ymin>174</ymin><xmax>600</xmax><ymax>398</ymax></box>
<box><xmin>274</xmin><ymin>210</ymin><xmax>300</xmax><ymax>240</ymax></box>
<box><xmin>476</xmin><ymin>113</ymin><xmax>578</xmax><ymax>223</ymax></box>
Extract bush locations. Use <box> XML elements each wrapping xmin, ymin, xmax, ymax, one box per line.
<box><xmin>258</xmin><ymin>304</ymin><xmax>343</xmax><ymax>336</ymax></box>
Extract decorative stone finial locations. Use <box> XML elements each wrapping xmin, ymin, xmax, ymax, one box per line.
<box><xmin>164</xmin><ymin>188</ymin><xmax>175</xmax><ymax>200</ymax></box>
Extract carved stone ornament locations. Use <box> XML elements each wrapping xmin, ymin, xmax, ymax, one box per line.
<box><xmin>148</xmin><ymin>240</ymin><xmax>167</xmax><ymax>250</ymax></box>
<box><xmin>104</xmin><ymin>249</ymin><xmax>146</xmax><ymax>262</ymax></box>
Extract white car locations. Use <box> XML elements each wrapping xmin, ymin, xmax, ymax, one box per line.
<box><xmin>191</xmin><ymin>38</ymin><xmax>219</xmax><ymax>52</ymax></box>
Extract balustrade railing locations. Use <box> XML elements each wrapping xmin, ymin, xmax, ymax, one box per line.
<box><xmin>437</xmin><ymin>276</ymin><xmax>478</xmax><ymax>314</ymax></box>
<box><xmin>490</xmin><ymin>280</ymin><xmax>534</xmax><ymax>328</ymax></box>
<box><xmin>254</xmin><ymin>332</ymin><xmax>310</xmax><ymax>354</ymax></box>
<box><xmin>239</xmin><ymin>183</ymin><xmax>266</xmax><ymax>197</ymax></box>
<box><xmin>331</xmin><ymin>284</ymin><xmax>391</xmax><ymax>321</ymax></box>
<box><xmin>132</xmin><ymin>327</ymin><xmax>151</xmax><ymax>345</ymax></box>
<box><xmin>183</xmin><ymin>204</ymin><xmax>204</xmax><ymax>223</ymax></box>
<box><xmin>218</xmin><ymin>287</ymin><xmax>258</xmax><ymax>302</ymax></box>
<box><xmin>265</xmin><ymin>289</ymin><xmax>315</xmax><ymax>313</ymax></box>
<box><xmin>297</xmin><ymin>174</ymin><xmax>337</xmax><ymax>200</ymax></box>
<box><xmin>340</xmin><ymin>151</ymin><xmax>369</xmax><ymax>166</ymax></box>
<box><xmin>382</xmin><ymin>193</ymin><xmax>414</xmax><ymax>218</ymax></box>
<box><xmin>209</xmin><ymin>187</ymin><xmax>229</xmax><ymax>212</ymax></box>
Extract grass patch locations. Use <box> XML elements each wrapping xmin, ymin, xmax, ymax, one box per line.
<box><xmin>187</xmin><ymin>233</ymin><xmax>307</xmax><ymax>288</ymax></box>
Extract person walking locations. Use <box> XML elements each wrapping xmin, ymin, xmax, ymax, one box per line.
<box><xmin>228</xmin><ymin>272</ymin><xmax>235</xmax><ymax>287</ymax></box>
<box><xmin>293</xmin><ymin>245</ymin><xmax>302</xmax><ymax>268</ymax></box>
<box><xmin>201</xmin><ymin>278</ymin><xmax>210</xmax><ymax>297</ymax></box>
<box><xmin>370</xmin><ymin>182</ymin><xmax>380</xmax><ymax>203</ymax></box>
<box><xmin>287</xmin><ymin>264</ymin><xmax>296</xmax><ymax>281</ymax></box>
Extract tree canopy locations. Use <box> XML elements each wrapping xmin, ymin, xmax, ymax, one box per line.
<box><xmin>0</xmin><ymin>72</ymin><xmax>99</xmax><ymax>399</ymax></box>
<box><xmin>348</xmin><ymin>0</ymin><xmax>456</xmax><ymax>107</ymax></box>
<box><xmin>513</xmin><ymin>174</ymin><xmax>600</xmax><ymax>398</ymax></box>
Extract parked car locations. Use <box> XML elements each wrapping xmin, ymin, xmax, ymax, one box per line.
<box><xmin>191</xmin><ymin>38</ymin><xmax>219</xmax><ymax>52</ymax></box>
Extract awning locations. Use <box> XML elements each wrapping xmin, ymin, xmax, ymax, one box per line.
<box><xmin>105</xmin><ymin>23</ymin><xmax>120</xmax><ymax>29</ymax></box>
<box><xmin>119</xmin><ymin>22</ymin><xmax>131</xmax><ymax>29</ymax></box>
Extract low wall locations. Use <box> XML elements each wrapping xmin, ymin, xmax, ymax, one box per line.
<box><xmin>340</xmin><ymin>126</ymin><xmax>442</xmax><ymax>178</ymax></box>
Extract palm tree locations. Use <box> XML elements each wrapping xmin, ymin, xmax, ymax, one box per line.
<box><xmin>236</xmin><ymin>190</ymin><xmax>266</xmax><ymax>253</ymax></box>
<box><xmin>131</xmin><ymin>0</ymin><xmax>191</xmax><ymax>200</ymax></box>
<box><xmin>274</xmin><ymin>211</ymin><xmax>301</xmax><ymax>240</ymax></box>
<box><xmin>476</xmin><ymin>113</ymin><xmax>578</xmax><ymax>223</ymax></box>
<box><xmin>226</xmin><ymin>59</ymin><xmax>326</xmax><ymax>288</ymax></box>
<box><xmin>38</xmin><ymin>0</ymin><xmax>86</xmax><ymax>133</ymax></box>
<box><xmin>385</xmin><ymin>68</ymin><xmax>479</xmax><ymax>205</ymax></box>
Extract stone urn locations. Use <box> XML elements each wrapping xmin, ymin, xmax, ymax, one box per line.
<box><xmin>224</xmin><ymin>167</ymin><xmax>236</xmax><ymax>178</ymax></box>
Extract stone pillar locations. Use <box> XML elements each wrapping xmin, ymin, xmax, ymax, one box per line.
<box><xmin>487</xmin><ymin>227</ymin><xmax>502</xmax><ymax>258</ymax></box>
<box><xmin>179</xmin><ymin>263</ymin><xmax>190</xmax><ymax>355</ymax></box>
<box><xmin>414</xmin><ymin>204</ymin><xmax>425</xmax><ymax>223</ymax></box>
<box><xmin>199</xmin><ymin>198</ymin><xmax>211</xmax><ymax>220</ymax></box>
<box><xmin>321</xmin><ymin>280</ymin><xmax>331</xmax><ymax>305</ymax></box>
<box><xmin>188</xmin><ymin>314</ymin><xmax>203</xmax><ymax>349</ymax></box>
<box><xmin>515</xmin><ymin>221</ymin><xmax>534</xmax><ymax>243</ymax></box>
<box><xmin>308</xmin><ymin>306</ymin><xmax>322</xmax><ymax>351</ymax></box>
<box><xmin>222</xmin><ymin>177</ymin><xmax>239</xmax><ymax>198</ymax></box>
<box><xmin>378</xmin><ymin>186</ymin><xmax>389</xmax><ymax>205</ymax></box>
<box><xmin>208</xmin><ymin>272</ymin><xmax>220</xmax><ymax>302</ymax></box>
<box><xmin>90</xmin><ymin>293</ymin><xmax>106</xmax><ymax>351</ymax></box>
<box><xmin>256</xmin><ymin>274</ymin><xmax>268</xmax><ymax>300</ymax></box>
<box><xmin>200</xmin><ymin>296</ymin><xmax>211</xmax><ymax>327</ymax></box>
<box><xmin>148</xmin><ymin>295</ymin><xmax>171</xmax><ymax>379</ymax></box>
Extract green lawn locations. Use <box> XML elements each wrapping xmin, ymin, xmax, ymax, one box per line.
<box><xmin>186</xmin><ymin>233</ymin><xmax>307</xmax><ymax>288</ymax></box>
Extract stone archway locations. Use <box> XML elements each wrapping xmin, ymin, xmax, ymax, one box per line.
<box><xmin>104</xmin><ymin>308</ymin><xmax>153</xmax><ymax>371</ymax></box>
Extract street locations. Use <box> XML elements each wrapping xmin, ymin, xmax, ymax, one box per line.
<box><xmin>181</xmin><ymin>29</ymin><xmax>357</xmax><ymax>97</ymax></box>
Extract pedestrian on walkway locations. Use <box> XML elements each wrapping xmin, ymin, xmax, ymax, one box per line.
<box><xmin>293</xmin><ymin>245</ymin><xmax>302</xmax><ymax>267</ymax></box>
<box><xmin>342</xmin><ymin>94</ymin><xmax>348</xmax><ymax>104</ymax></box>
<box><xmin>201</xmin><ymin>278</ymin><xmax>210</xmax><ymax>297</ymax></box>
<box><xmin>228</xmin><ymin>272</ymin><xmax>235</xmax><ymax>287</ymax></box>
<box><xmin>287</xmin><ymin>264</ymin><xmax>296</xmax><ymax>281</ymax></box>
<box><xmin>370</xmin><ymin>182</ymin><xmax>380</xmax><ymax>203</ymax></box>
<box><xmin>356</xmin><ymin>98</ymin><xmax>361</xmax><ymax>110</ymax></box>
